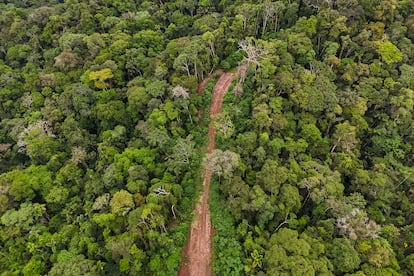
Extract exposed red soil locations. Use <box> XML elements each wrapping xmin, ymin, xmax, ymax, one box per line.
<box><xmin>179</xmin><ymin>71</ymin><xmax>235</xmax><ymax>276</ymax></box>
<box><xmin>196</xmin><ymin>70</ymin><xmax>224</xmax><ymax>96</ymax></box>
<box><xmin>197</xmin><ymin>75</ymin><xmax>212</xmax><ymax>96</ymax></box>
<box><xmin>207</xmin><ymin>73</ymin><xmax>234</xmax><ymax>153</ymax></box>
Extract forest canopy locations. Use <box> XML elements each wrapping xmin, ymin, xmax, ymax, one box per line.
<box><xmin>1</xmin><ymin>0</ymin><xmax>414</xmax><ymax>275</ymax></box>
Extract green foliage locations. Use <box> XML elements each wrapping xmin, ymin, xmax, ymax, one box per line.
<box><xmin>327</xmin><ymin>238</ymin><xmax>361</xmax><ymax>274</ymax></box>
<box><xmin>210</xmin><ymin>181</ymin><xmax>244</xmax><ymax>275</ymax></box>
<box><xmin>264</xmin><ymin>228</ymin><xmax>333</xmax><ymax>275</ymax></box>
<box><xmin>376</xmin><ymin>41</ymin><xmax>403</xmax><ymax>64</ymax></box>
<box><xmin>48</xmin><ymin>255</ymin><xmax>99</xmax><ymax>276</ymax></box>
<box><xmin>1</xmin><ymin>0</ymin><xmax>414</xmax><ymax>274</ymax></box>
<box><xmin>86</xmin><ymin>68</ymin><xmax>114</xmax><ymax>89</ymax></box>
<box><xmin>22</xmin><ymin>257</ymin><xmax>46</xmax><ymax>276</ymax></box>
<box><xmin>110</xmin><ymin>190</ymin><xmax>135</xmax><ymax>216</ymax></box>
<box><xmin>4</xmin><ymin>165</ymin><xmax>53</xmax><ymax>202</ymax></box>
<box><xmin>1</xmin><ymin>202</ymin><xmax>46</xmax><ymax>231</ymax></box>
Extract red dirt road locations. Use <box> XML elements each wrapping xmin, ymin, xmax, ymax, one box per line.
<box><xmin>179</xmin><ymin>72</ymin><xmax>235</xmax><ymax>276</ymax></box>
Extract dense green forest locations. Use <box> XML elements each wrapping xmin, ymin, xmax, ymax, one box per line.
<box><xmin>1</xmin><ymin>0</ymin><xmax>414</xmax><ymax>275</ymax></box>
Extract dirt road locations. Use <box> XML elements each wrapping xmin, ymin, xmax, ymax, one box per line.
<box><xmin>179</xmin><ymin>72</ymin><xmax>235</xmax><ymax>276</ymax></box>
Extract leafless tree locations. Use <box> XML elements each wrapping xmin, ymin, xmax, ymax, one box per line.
<box><xmin>172</xmin><ymin>85</ymin><xmax>193</xmax><ymax>123</ymax></box>
<box><xmin>237</xmin><ymin>39</ymin><xmax>265</xmax><ymax>85</ymax></box>
<box><xmin>335</xmin><ymin>208</ymin><xmax>380</xmax><ymax>240</ymax></box>
<box><xmin>204</xmin><ymin>149</ymin><xmax>240</xmax><ymax>181</ymax></box>
<box><xmin>172</xmin><ymin>85</ymin><xmax>190</xmax><ymax>99</ymax></box>
<box><xmin>154</xmin><ymin>186</ymin><xmax>169</xmax><ymax>197</ymax></box>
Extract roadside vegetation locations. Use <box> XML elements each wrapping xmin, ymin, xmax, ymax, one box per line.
<box><xmin>1</xmin><ymin>0</ymin><xmax>414</xmax><ymax>275</ymax></box>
